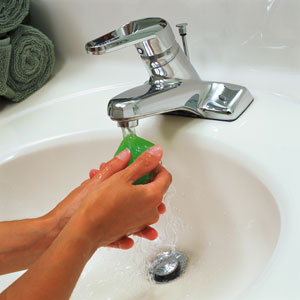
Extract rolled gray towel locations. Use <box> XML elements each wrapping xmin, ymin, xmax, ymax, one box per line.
<box><xmin>0</xmin><ymin>24</ymin><xmax>55</xmax><ymax>102</ymax></box>
<box><xmin>0</xmin><ymin>36</ymin><xmax>12</xmax><ymax>97</ymax></box>
<box><xmin>0</xmin><ymin>0</ymin><xmax>30</xmax><ymax>34</ymax></box>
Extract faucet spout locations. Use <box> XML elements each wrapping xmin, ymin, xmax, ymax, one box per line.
<box><xmin>108</xmin><ymin>79</ymin><xmax>253</xmax><ymax>122</ymax></box>
<box><xmin>108</xmin><ymin>80</ymin><xmax>198</xmax><ymax>122</ymax></box>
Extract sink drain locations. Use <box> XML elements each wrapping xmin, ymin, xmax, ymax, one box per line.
<box><xmin>149</xmin><ymin>251</ymin><xmax>188</xmax><ymax>283</ymax></box>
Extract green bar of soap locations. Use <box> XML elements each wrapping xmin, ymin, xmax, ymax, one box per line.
<box><xmin>114</xmin><ymin>134</ymin><xmax>154</xmax><ymax>185</ymax></box>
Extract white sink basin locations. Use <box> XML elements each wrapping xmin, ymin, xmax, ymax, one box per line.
<box><xmin>2</xmin><ymin>0</ymin><xmax>300</xmax><ymax>296</ymax></box>
<box><xmin>0</xmin><ymin>127</ymin><xmax>280</xmax><ymax>299</ymax></box>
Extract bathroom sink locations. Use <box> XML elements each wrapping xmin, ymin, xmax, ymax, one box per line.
<box><xmin>2</xmin><ymin>0</ymin><xmax>300</xmax><ymax>297</ymax></box>
<box><xmin>0</xmin><ymin>120</ymin><xmax>280</xmax><ymax>299</ymax></box>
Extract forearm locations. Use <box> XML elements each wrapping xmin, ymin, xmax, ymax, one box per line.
<box><xmin>1</xmin><ymin>213</ymin><xmax>96</xmax><ymax>300</ymax></box>
<box><xmin>0</xmin><ymin>145</ymin><xmax>170</xmax><ymax>300</ymax></box>
<box><xmin>0</xmin><ymin>216</ymin><xmax>59</xmax><ymax>275</ymax></box>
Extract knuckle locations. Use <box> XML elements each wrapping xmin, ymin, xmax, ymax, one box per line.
<box><xmin>105</xmin><ymin>159</ymin><xmax>119</xmax><ymax>171</ymax></box>
<box><xmin>105</xmin><ymin>157</ymin><xmax>122</xmax><ymax>172</ymax></box>
<box><xmin>162</xmin><ymin>167</ymin><xmax>172</xmax><ymax>184</ymax></box>
<box><xmin>103</xmin><ymin>165</ymin><xmax>112</xmax><ymax>173</ymax></box>
<box><xmin>145</xmin><ymin>187</ymin><xmax>162</xmax><ymax>204</ymax></box>
<box><xmin>144</xmin><ymin>187</ymin><xmax>156</xmax><ymax>202</ymax></box>
<box><xmin>136</xmin><ymin>152</ymin><xmax>153</xmax><ymax>169</ymax></box>
<box><xmin>119</xmin><ymin>167</ymin><xmax>131</xmax><ymax>180</ymax></box>
<box><xmin>115</xmin><ymin>169</ymin><xmax>129</xmax><ymax>182</ymax></box>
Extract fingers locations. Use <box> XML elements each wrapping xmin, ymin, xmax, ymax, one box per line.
<box><xmin>124</xmin><ymin>145</ymin><xmax>163</xmax><ymax>183</ymax></box>
<box><xmin>108</xmin><ymin>226</ymin><xmax>159</xmax><ymax>250</ymax></box>
<box><xmin>107</xmin><ymin>236</ymin><xmax>134</xmax><ymax>250</ymax></box>
<box><xmin>134</xmin><ymin>226</ymin><xmax>158</xmax><ymax>240</ymax></box>
<box><xmin>146</xmin><ymin>164</ymin><xmax>172</xmax><ymax>196</ymax></box>
<box><xmin>106</xmin><ymin>226</ymin><xmax>158</xmax><ymax>249</ymax></box>
<box><xmin>89</xmin><ymin>169</ymin><xmax>98</xmax><ymax>179</ymax></box>
<box><xmin>91</xmin><ymin>148</ymin><xmax>131</xmax><ymax>183</ymax></box>
<box><xmin>158</xmin><ymin>203</ymin><xmax>166</xmax><ymax>214</ymax></box>
<box><xmin>89</xmin><ymin>163</ymin><xmax>106</xmax><ymax>179</ymax></box>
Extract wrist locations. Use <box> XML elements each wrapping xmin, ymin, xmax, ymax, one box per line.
<box><xmin>66</xmin><ymin>206</ymin><xmax>110</xmax><ymax>252</ymax></box>
<box><xmin>38</xmin><ymin>213</ymin><xmax>63</xmax><ymax>243</ymax></box>
<box><xmin>57</xmin><ymin>211</ymin><xmax>100</xmax><ymax>256</ymax></box>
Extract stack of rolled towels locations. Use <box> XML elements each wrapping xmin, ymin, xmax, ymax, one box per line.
<box><xmin>0</xmin><ymin>0</ymin><xmax>55</xmax><ymax>102</ymax></box>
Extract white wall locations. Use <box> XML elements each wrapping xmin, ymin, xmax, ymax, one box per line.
<box><xmin>30</xmin><ymin>0</ymin><xmax>300</xmax><ymax>73</ymax></box>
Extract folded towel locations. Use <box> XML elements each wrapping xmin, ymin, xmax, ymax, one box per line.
<box><xmin>0</xmin><ymin>0</ymin><xmax>30</xmax><ymax>34</ymax></box>
<box><xmin>0</xmin><ymin>24</ymin><xmax>55</xmax><ymax>102</ymax></box>
<box><xmin>0</xmin><ymin>37</ymin><xmax>13</xmax><ymax>97</ymax></box>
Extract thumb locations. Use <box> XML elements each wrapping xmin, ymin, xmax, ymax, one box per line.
<box><xmin>123</xmin><ymin>145</ymin><xmax>163</xmax><ymax>184</ymax></box>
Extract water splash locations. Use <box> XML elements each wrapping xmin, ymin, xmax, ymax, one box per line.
<box><xmin>72</xmin><ymin>182</ymin><xmax>187</xmax><ymax>299</ymax></box>
<box><xmin>133</xmin><ymin>184</ymin><xmax>187</xmax><ymax>282</ymax></box>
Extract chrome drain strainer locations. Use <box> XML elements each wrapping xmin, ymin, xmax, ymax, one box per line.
<box><xmin>149</xmin><ymin>251</ymin><xmax>188</xmax><ymax>283</ymax></box>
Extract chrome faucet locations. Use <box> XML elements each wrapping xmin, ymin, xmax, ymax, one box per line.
<box><xmin>86</xmin><ymin>17</ymin><xmax>253</xmax><ymax>128</ymax></box>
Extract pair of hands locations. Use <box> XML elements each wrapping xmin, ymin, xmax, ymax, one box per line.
<box><xmin>46</xmin><ymin>145</ymin><xmax>172</xmax><ymax>250</ymax></box>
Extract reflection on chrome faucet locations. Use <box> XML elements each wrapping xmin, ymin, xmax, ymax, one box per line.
<box><xmin>86</xmin><ymin>17</ymin><xmax>254</xmax><ymax>128</ymax></box>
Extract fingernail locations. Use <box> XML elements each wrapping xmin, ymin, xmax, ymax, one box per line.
<box><xmin>146</xmin><ymin>145</ymin><xmax>162</xmax><ymax>156</ymax></box>
<box><xmin>116</xmin><ymin>148</ymin><xmax>130</xmax><ymax>161</ymax></box>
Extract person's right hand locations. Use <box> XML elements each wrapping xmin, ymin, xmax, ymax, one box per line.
<box><xmin>65</xmin><ymin>145</ymin><xmax>172</xmax><ymax>252</ymax></box>
<box><xmin>88</xmin><ymin>151</ymin><xmax>167</xmax><ymax>249</ymax></box>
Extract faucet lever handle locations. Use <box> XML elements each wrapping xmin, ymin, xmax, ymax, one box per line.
<box><xmin>86</xmin><ymin>17</ymin><xmax>176</xmax><ymax>57</ymax></box>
